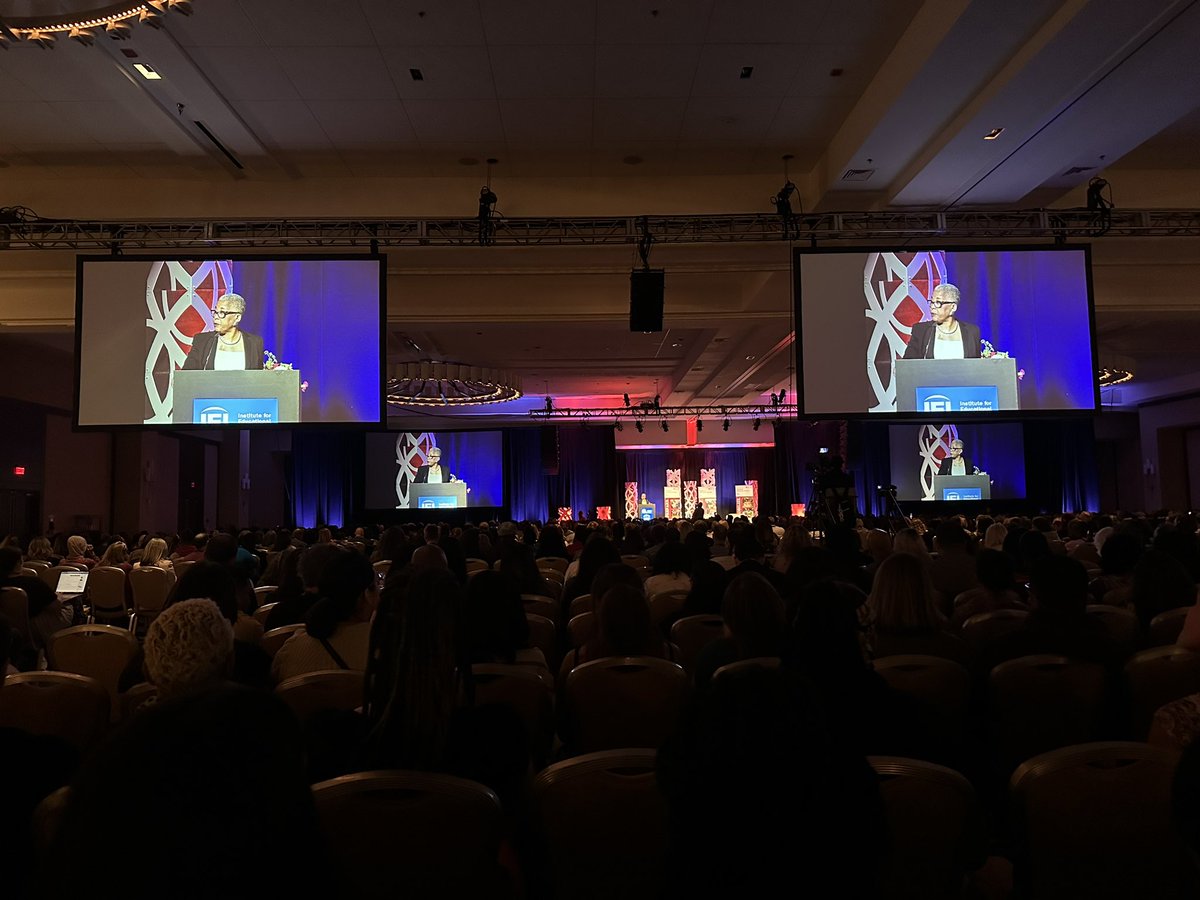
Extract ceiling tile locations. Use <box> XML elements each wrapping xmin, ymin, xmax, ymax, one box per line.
<box><xmin>167</xmin><ymin>0</ymin><xmax>262</xmax><ymax>46</ymax></box>
<box><xmin>0</xmin><ymin>102</ymin><xmax>94</xmax><ymax>146</ymax></box>
<box><xmin>380</xmin><ymin>46</ymin><xmax>496</xmax><ymax>100</ymax></box>
<box><xmin>0</xmin><ymin>43</ymin><xmax>126</xmax><ymax>101</ymax></box>
<box><xmin>402</xmin><ymin>100</ymin><xmax>506</xmax><ymax>143</ymax></box>
<box><xmin>272</xmin><ymin>47</ymin><xmax>398</xmax><ymax>100</ymax></box>
<box><xmin>765</xmin><ymin>94</ymin><xmax>846</xmax><ymax>143</ymax></box>
<box><xmin>504</xmin><ymin>143</ymin><xmax>592</xmax><ymax>177</ymax></box>
<box><xmin>183</xmin><ymin>47</ymin><xmax>300</xmax><ymax>101</ymax></box>
<box><xmin>285</xmin><ymin>150</ymin><xmax>353</xmax><ymax>177</ymax></box>
<box><xmin>479</xmin><ymin>0</ymin><xmax>597</xmax><ymax>45</ymax></box>
<box><xmin>703</xmin><ymin>0</ymin><xmax>831</xmax><ymax>44</ymax></box>
<box><xmin>233</xmin><ymin>100</ymin><xmax>335</xmax><ymax>148</ymax></box>
<box><xmin>359</xmin><ymin>0</ymin><xmax>487</xmax><ymax>45</ymax></box>
<box><xmin>0</xmin><ymin>59</ymin><xmax>42</xmax><ymax>102</ymax></box>
<box><xmin>691</xmin><ymin>44</ymin><xmax>803</xmax><ymax>97</ymax></box>
<box><xmin>593</xmin><ymin>99</ymin><xmax>687</xmax><ymax>141</ymax></box>
<box><xmin>336</xmin><ymin>144</ymin><xmax>430</xmax><ymax>177</ymax></box>
<box><xmin>419</xmin><ymin>144</ymin><xmax>513</xmax><ymax>177</ymax></box>
<box><xmin>500</xmin><ymin>99</ymin><xmax>593</xmax><ymax>142</ymax></box>
<box><xmin>787</xmin><ymin>45</ymin><xmax>875</xmax><ymax>97</ymax></box>
<box><xmin>236</xmin><ymin>0</ymin><xmax>377</xmax><ymax>46</ymax></box>
<box><xmin>810</xmin><ymin>0</ymin><xmax>923</xmax><ymax>45</ymax></box>
<box><xmin>679</xmin><ymin>97</ymin><xmax>782</xmax><ymax>141</ymax></box>
<box><xmin>489</xmin><ymin>45</ymin><xmax>596</xmax><ymax>99</ymax></box>
<box><xmin>595</xmin><ymin>44</ymin><xmax>702</xmax><ymax>98</ymax></box>
<box><xmin>47</xmin><ymin>101</ymin><xmax>170</xmax><ymax>145</ymax></box>
<box><xmin>590</xmin><ymin>142</ymin><xmax>680</xmax><ymax>176</ymax></box>
<box><xmin>307</xmin><ymin>101</ymin><xmax>417</xmax><ymax>144</ymax></box>
<box><xmin>595</xmin><ymin>0</ymin><xmax>716</xmax><ymax>44</ymax></box>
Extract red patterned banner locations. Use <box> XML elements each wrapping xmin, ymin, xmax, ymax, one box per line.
<box><xmin>624</xmin><ymin>482</ymin><xmax>638</xmax><ymax>519</ymax></box>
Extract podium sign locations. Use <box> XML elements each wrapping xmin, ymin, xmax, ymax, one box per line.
<box><xmin>895</xmin><ymin>358</ymin><xmax>1019</xmax><ymax>413</ymax></box>
<box><xmin>173</xmin><ymin>370</ymin><xmax>301</xmax><ymax>424</ymax></box>
<box><xmin>932</xmin><ymin>474</ymin><xmax>991</xmax><ymax>501</ymax></box>
<box><xmin>410</xmin><ymin>483</ymin><xmax>468</xmax><ymax>509</ymax></box>
<box><xmin>735</xmin><ymin>485</ymin><xmax>756</xmax><ymax>518</ymax></box>
<box><xmin>638</xmin><ymin>503</ymin><xmax>656</xmax><ymax>521</ymax></box>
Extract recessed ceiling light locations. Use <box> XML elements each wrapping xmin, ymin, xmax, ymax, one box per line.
<box><xmin>983</xmin><ymin>127</ymin><xmax>1004</xmax><ymax>140</ymax></box>
<box><xmin>133</xmin><ymin>63</ymin><xmax>162</xmax><ymax>80</ymax></box>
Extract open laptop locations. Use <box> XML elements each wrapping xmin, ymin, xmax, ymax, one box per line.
<box><xmin>56</xmin><ymin>571</ymin><xmax>89</xmax><ymax>596</ymax></box>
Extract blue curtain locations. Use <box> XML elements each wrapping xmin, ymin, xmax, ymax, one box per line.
<box><xmin>1024</xmin><ymin>420</ymin><xmax>1100</xmax><ymax>513</ymax></box>
<box><xmin>846</xmin><ymin>421</ymin><xmax>891</xmax><ymax>517</ymax></box>
<box><xmin>290</xmin><ymin>431</ymin><xmax>351</xmax><ymax>527</ymax></box>
<box><xmin>507</xmin><ymin>426</ymin><xmax>617</xmax><ymax>522</ymax></box>
<box><xmin>773</xmin><ymin>421</ymin><xmax>845</xmax><ymax>512</ymax></box>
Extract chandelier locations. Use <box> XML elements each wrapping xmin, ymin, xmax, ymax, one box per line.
<box><xmin>1098</xmin><ymin>367</ymin><xmax>1134</xmax><ymax>387</ymax></box>
<box><xmin>386</xmin><ymin>361</ymin><xmax>523</xmax><ymax>407</ymax></box>
<box><xmin>0</xmin><ymin>1</ymin><xmax>192</xmax><ymax>47</ymax></box>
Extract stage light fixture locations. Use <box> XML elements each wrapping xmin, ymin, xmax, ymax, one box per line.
<box><xmin>544</xmin><ymin>395</ymin><xmax>553</xmax><ymax>412</ymax></box>
<box><xmin>635</xmin><ymin>420</ymin><xmax>644</xmax><ymax>433</ymax></box>
<box><xmin>615</xmin><ymin>420</ymin><xmax>623</xmax><ymax>432</ymax></box>
<box><xmin>696</xmin><ymin>419</ymin><xmax>703</xmax><ymax>432</ymax></box>
<box><xmin>623</xmin><ymin>393</ymin><xmax>630</xmax><ymax>407</ymax></box>
<box><xmin>723</xmin><ymin>418</ymin><xmax>730</xmax><ymax>431</ymax></box>
<box><xmin>753</xmin><ymin>418</ymin><xmax>761</xmax><ymax>431</ymax></box>
<box><xmin>661</xmin><ymin>420</ymin><xmax>669</xmax><ymax>432</ymax></box>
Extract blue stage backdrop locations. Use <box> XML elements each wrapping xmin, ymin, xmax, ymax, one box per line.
<box><xmin>508</xmin><ymin>427</ymin><xmax>617</xmax><ymax>521</ymax></box>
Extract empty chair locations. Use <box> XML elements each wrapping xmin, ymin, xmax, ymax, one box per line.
<box><xmin>46</xmin><ymin>624</ymin><xmax>140</xmax><ymax>719</ymax></box>
<box><xmin>989</xmin><ymin>655</ymin><xmax>1106</xmax><ymax>770</ymax></box>
<box><xmin>566</xmin><ymin>612</ymin><xmax>594</xmax><ymax>650</ymax></box>
<box><xmin>129</xmin><ymin>566</ymin><xmax>174</xmax><ymax>634</ymax></box>
<box><xmin>711</xmin><ymin>656</ymin><xmax>781</xmax><ymax>682</ymax></box>
<box><xmin>962</xmin><ymin>608</ymin><xmax>1029</xmax><ymax>654</ymax></box>
<box><xmin>522</xmin><ymin>594</ymin><xmax>558</xmax><ymax>624</ymax></box>
<box><xmin>1148</xmin><ymin>606</ymin><xmax>1191</xmax><ymax>647</ymax></box>
<box><xmin>562</xmin><ymin>656</ymin><xmax>689</xmax><ymax>753</ymax></box>
<box><xmin>1125</xmin><ymin>645</ymin><xmax>1200</xmax><ymax>738</ymax></box>
<box><xmin>471</xmin><ymin>663</ymin><xmax>555</xmax><ymax>766</ymax></box>
<box><xmin>1010</xmin><ymin>742</ymin><xmax>1189</xmax><ymax>900</ymax></box>
<box><xmin>538</xmin><ymin>556</ymin><xmax>569</xmax><ymax>575</ymax></box>
<box><xmin>532</xmin><ymin>750</ymin><xmax>667</xmax><ymax>900</ymax></box>
<box><xmin>669</xmin><ymin>615</ymin><xmax>725</xmax><ymax>674</ymax></box>
<box><xmin>526</xmin><ymin>613</ymin><xmax>557</xmax><ymax>670</ymax></box>
<box><xmin>87</xmin><ymin>565</ymin><xmax>130</xmax><ymax>627</ymax></box>
<box><xmin>0</xmin><ymin>671</ymin><xmax>109</xmax><ymax>753</ymax></box>
<box><xmin>312</xmin><ymin>771</ymin><xmax>507</xmax><ymax>899</ymax></box>
<box><xmin>276</xmin><ymin>669</ymin><xmax>364</xmax><ymax>722</ymax></box>
<box><xmin>869</xmin><ymin>757</ymin><xmax>985</xmax><ymax>900</ymax></box>
<box><xmin>568</xmin><ymin>593</ymin><xmax>593</xmax><ymax>618</ymax></box>
<box><xmin>261</xmin><ymin>623</ymin><xmax>305</xmax><ymax>659</ymax></box>
<box><xmin>1085</xmin><ymin>604</ymin><xmax>1139</xmax><ymax>655</ymax></box>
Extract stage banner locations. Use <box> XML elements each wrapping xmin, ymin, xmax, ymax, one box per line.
<box><xmin>624</xmin><ymin>482</ymin><xmax>639</xmax><ymax>520</ymax></box>
<box><xmin>596</xmin><ymin>506</ymin><xmax>611</xmax><ymax>520</ymax></box>
<box><xmin>735</xmin><ymin>484</ymin><xmax>757</xmax><ymax>518</ymax></box>
<box><xmin>684</xmin><ymin>480</ymin><xmax>698</xmax><ymax>516</ymax></box>
<box><xmin>558</xmin><ymin>507</ymin><xmax>573</xmax><ymax>522</ymax></box>
<box><xmin>699</xmin><ymin>468</ymin><xmax>717</xmax><ymax>513</ymax></box>
<box><xmin>664</xmin><ymin>468</ymin><xmax>682</xmax><ymax>518</ymax></box>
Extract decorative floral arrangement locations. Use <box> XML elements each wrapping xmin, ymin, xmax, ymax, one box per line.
<box><xmin>264</xmin><ymin>350</ymin><xmax>310</xmax><ymax>392</ymax></box>
<box><xmin>981</xmin><ymin>340</ymin><xmax>1026</xmax><ymax>381</ymax></box>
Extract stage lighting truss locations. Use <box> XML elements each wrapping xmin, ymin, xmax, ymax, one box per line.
<box><xmin>386</xmin><ymin>361</ymin><xmax>523</xmax><ymax>407</ymax></box>
<box><xmin>530</xmin><ymin>403</ymin><xmax>798</xmax><ymax>425</ymax></box>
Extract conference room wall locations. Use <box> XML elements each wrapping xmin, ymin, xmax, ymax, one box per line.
<box><xmin>44</xmin><ymin>412</ymin><xmax>111</xmax><ymax>534</ymax></box>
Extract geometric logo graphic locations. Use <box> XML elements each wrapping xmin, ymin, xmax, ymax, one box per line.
<box><xmin>198</xmin><ymin>406</ymin><xmax>229</xmax><ymax>424</ymax></box>
<box><xmin>918</xmin><ymin>423</ymin><xmax>959</xmax><ymax>501</ymax></box>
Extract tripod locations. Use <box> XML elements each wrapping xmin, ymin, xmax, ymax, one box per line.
<box><xmin>877</xmin><ymin>486</ymin><xmax>909</xmax><ymax>535</ymax></box>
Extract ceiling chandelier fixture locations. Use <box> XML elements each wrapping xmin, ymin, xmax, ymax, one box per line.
<box><xmin>0</xmin><ymin>1</ymin><xmax>193</xmax><ymax>48</ymax></box>
<box><xmin>386</xmin><ymin>361</ymin><xmax>523</xmax><ymax>407</ymax></box>
<box><xmin>1098</xmin><ymin>367</ymin><xmax>1134</xmax><ymax>387</ymax></box>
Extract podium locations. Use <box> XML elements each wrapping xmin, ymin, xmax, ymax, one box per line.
<box><xmin>410</xmin><ymin>483</ymin><xmax>468</xmax><ymax>509</ymax></box>
<box><xmin>173</xmin><ymin>370</ymin><xmax>300</xmax><ymax>424</ymax></box>
<box><xmin>895</xmin><ymin>358</ymin><xmax>1019</xmax><ymax>413</ymax></box>
<box><xmin>638</xmin><ymin>502</ymin><xmax>656</xmax><ymax>522</ymax></box>
<box><xmin>932</xmin><ymin>474</ymin><xmax>991</xmax><ymax>501</ymax></box>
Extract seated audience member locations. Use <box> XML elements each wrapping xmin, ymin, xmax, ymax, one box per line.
<box><xmin>679</xmin><ymin>560</ymin><xmax>729</xmax><ymax>618</ymax></box>
<box><xmin>1016</xmin><ymin>529</ymin><xmax>1053</xmax><ymax>581</ymax></box>
<box><xmin>409</xmin><ymin>542</ymin><xmax>449</xmax><ymax>573</ymax></box>
<box><xmin>868</xmin><ymin>551</ymin><xmax>971</xmax><ymax>665</ymax></box>
<box><xmin>272</xmin><ymin>551</ymin><xmax>378</xmax><ymax>682</ymax></box>
<box><xmin>96</xmin><ymin>540</ymin><xmax>132</xmax><ymax>572</ymax></box>
<box><xmin>682</xmin><ymin>529</ymin><xmax>711</xmax><ymax>567</ymax></box>
<box><xmin>170</xmin><ymin>561</ymin><xmax>262</xmax><ymax>645</ymax></box>
<box><xmin>143</xmin><ymin>598</ymin><xmax>234</xmax><ymax>701</ymax></box>
<box><xmin>983</xmin><ymin>522</ymin><xmax>1008</xmax><ymax>551</ymax></box>
<box><xmin>437</xmin><ymin>532</ymin><xmax>469</xmax><ymax>584</ymax></box>
<box><xmin>173</xmin><ymin>533</ymin><xmax>208</xmax><ymax>563</ymax></box>
<box><xmin>860</xmin><ymin>529</ymin><xmax>892</xmax><ymax>578</ymax></box>
<box><xmin>46</xmin><ymin>686</ymin><xmax>334</xmax><ymax>898</ymax></box>
<box><xmin>728</xmin><ymin>533</ymin><xmax>792</xmax><ymax>597</ymax></box>
<box><xmin>265</xmin><ymin>544</ymin><xmax>338</xmax><ymax>630</ymax></box>
<box><xmin>62</xmin><ymin>535</ymin><xmax>97</xmax><ymax>570</ymax></box>
<box><xmin>204</xmin><ymin>532</ymin><xmax>255</xmax><ymax>610</ymax></box>
<box><xmin>694</xmin><ymin>572</ymin><xmax>789</xmax><ymax>688</ymax></box>
<box><xmin>535</xmin><ymin>525</ymin><xmax>570</xmax><ymax>561</ymax></box>
<box><xmin>930</xmin><ymin>521</ymin><xmax>978</xmax><ymax>613</ymax></box>
<box><xmin>0</xmin><ymin>546</ymin><xmax>73</xmax><ymax>661</ymax></box>
<box><xmin>708</xmin><ymin>521</ymin><xmax>731</xmax><ymax>558</ymax></box>
<box><xmin>644</xmin><ymin>541</ymin><xmax>693</xmax><ymax>599</ymax></box>
<box><xmin>559</xmin><ymin>582</ymin><xmax>673</xmax><ymax>683</ymax></box>
<box><xmin>1173</xmin><ymin>736</ymin><xmax>1200</xmax><ymax>873</ymax></box>
<box><xmin>1088</xmin><ymin>531</ymin><xmax>1143</xmax><ymax>606</ymax></box>
<box><xmin>498</xmin><ymin>543</ymin><xmax>553</xmax><ymax>598</ymax></box>
<box><xmin>561</xmin><ymin>537</ymin><xmax>622</xmax><ymax>611</ymax></box>
<box><xmin>950</xmin><ymin>549</ymin><xmax>1028</xmax><ymax>630</ymax></box>
<box><xmin>1133</xmin><ymin>549</ymin><xmax>1199</xmax><ymax>635</ymax></box>
<box><xmin>893</xmin><ymin>526</ymin><xmax>931</xmax><ymax>562</ymax></box>
<box><xmin>26</xmin><ymin>536</ymin><xmax>58</xmax><ymax>565</ymax></box>
<box><xmin>1154</xmin><ymin>524</ymin><xmax>1200</xmax><ymax>583</ymax></box>
<box><xmin>657</xmin><ymin>666</ymin><xmax>885</xmax><ymax>897</ymax></box>
<box><xmin>133</xmin><ymin>537</ymin><xmax>174</xmax><ymax>577</ymax></box>
<box><xmin>463</xmin><ymin>571</ymin><xmax>545</xmax><ymax>669</ymax></box>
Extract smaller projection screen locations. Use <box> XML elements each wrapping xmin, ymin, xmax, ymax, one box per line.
<box><xmin>76</xmin><ymin>255</ymin><xmax>384</xmax><ymax>427</ymax></box>
<box><xmin>365</xmin><ymin>431</ymin><xmax>504</xmax><ymax>510</ymax></box>
<box><xmin>796</xmin><ymin>246</ymin><xmax>1098</xmax><ymax>418</ymax></box>
<box><xmin>888</xmin><ymin>422</ymin><xmax>1026</xmax><ymax>502</ymax></box>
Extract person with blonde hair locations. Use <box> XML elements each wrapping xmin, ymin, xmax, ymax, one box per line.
<box><xmin>98</xmin><ymin>540</ymin><xmax>132</xmax><ymax>572</ymax></box>
<box><xmin>135</xmin><ymin>537</ymin><xmax>175</xmax><ymax>576</ymax></box>
<box><xmin>26</xmin><ymin>536</ymin><xmax>57</xmax><ymax>564</ymax></box>
<box><xmin>983</xmin><ymin>522</ymin><xmax>1008</xmax><ymax>551</ymax></box>
<box><xmin>867</xmin><ymin>552</ymin><xmax>969</xmax><ymax>664</ymax></box>
<box><xmin>143</xmin><ymin>598</ymin><xmax>234</xmax><ymax>701</ymax></box>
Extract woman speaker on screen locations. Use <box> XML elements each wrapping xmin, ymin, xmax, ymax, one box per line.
<box><xmin>183</xmin><ymin>294</ymin><xmax>264</xmax><ymax>371</ymax></box>
<box><xmin>902</xmin><ymin>283</ymin><xmax>981</xmax><ymax>360</ymax></box>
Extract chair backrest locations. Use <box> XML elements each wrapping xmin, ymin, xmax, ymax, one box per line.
<box><xmin>567</xmin><ymin>612</ymin><xmax>594</xmax><ymax>650</ymax></box>
<box><xmin>1147</xmin><ymin>606</ymin><xmax>1191</xmax><ymax>648</ymax></box>
<box><xmin>538</xmin><ymin>556</ymin><xmax>569</xmax><ymax>575</ymax></box>
<box><xmin>0</xmin><ymin>586</ymin><xmax>33</xmax><ymax>647</ymax></box>
<box><xmin>261</xmin><ymin>623</ymin><xmax>305</xmax><ymax>659</ymax></box>
<box><xmin>129</xmin><ymin>566</ymin><xmax>173</xmax><ymax>615</ymax></box>
<box><xmin>276</xmin><ymin>669</ymin><xmax>364</xmax><ymax>721</ymax></box>
<box><xmin>532</xmin><ymin>749</ymin><xmax>667</xmax><ymax>900</ymax></box>
<box><xmin>40</xmin><ymin>565</ymin><xmax>82</xmax><ymax>591</ymax></box>
<box><xmin>525</xmin><ymin>613</ymin><xmax>557</xmax><ymax>669</ymax></box>
<box><xmin>620</xmin><ymin>555</ymin><xmax>650</xmax><ymax>569</ymax></box>
<box><xmin>1124</xmin><ymin>645</ymin><xmax>1200</xmax><ymax>738</ymax></box>
<box><xmin>1085</xmin><ymin>604</ymin><xmax>1139</xmax><ymax>653</ymax></box>
<box><xmin>989</xmin><ymin>655</ymin><xmax>1106</xmax><ymax>770</ymax></box>
<box><xmin>121</xmin><ymin>681</ymin><xmax>159</xmax><ymax>719</ymax></box>
<box><xmin>669</xmin><ymin>615</ymin><xmax>726</xmax><ymax>674</ymax></box>
<box><xmin>648</xmin><ymin>589</ymin><xmax>690</xmax><ymax>628</ymax></box>
<box><xmin>20</xmin><ymin>567</ymin><xmax>38</xmax><ymax>578</ymax></box>
<box><xmin>875</xmin><ymin>654</ymin><xmax>973</xmax><ymax>718</ymax></box>
<box><xmin>253</xmin><ymin>602</ymin><xmax>278</xmax><ymax>626</ymax></box>
<box><xmin>568</xmin><ymin>593</ymin><xmax>593</xmax><ymax>618</ymax></box>
<box><xmin>253</xmin><ymin>584</ymin><xmax>277</xmax><ymax>602</ymax></box>
<box><xmin>24</xmin><ymin>560</ymin><xmax>51</xmax><ymax>571</ymax></box>
<box><xmin>961</xmin><ymin>608</ymin><xmax>1029</xmax><ymax>651</ymax></box>
<box><xmin>372</xmin><ymin>560</ymin><xmax>391</xmax><ymax>579</ymax></box>
<box><xmin>0</xmin><ymin>671</ymin><xmax>110</xmax><ymax>752</ymax></box>
<box><xmin>540</xmin><ymin>568</ymin><xmax>566</xmax><ymax>585</ymax></box>
<box><xmin>1010</xmin><ymin>741</ymin><xmax>1189</xmax><ymax>899</ymax></box>
<box><xmin>465</xmin><ymin>558</ymin><xmax>489</xmax><ymax>574</ymax></box>
<box><xmin>312</xmin><ymin>770</ymin><xmax>505</xmax><ymax>898</ymax></box>
<box><xmin>87</xmin><ymin>566</ymin><xmax>128</xmax><ymax>613</ymax></box>
<box><xmin>711</xmin><ymin>555</ymin><xmax>737</xmax><ymax>571</ymax></box>
<box><xmin>711</xmin><ymin>656</ymin><xmax>781</xmax><ymax>682</ymax></box>
<box><xmin>563</xmin><ymin>656</ymin><xmax>689</xmax><ymax>753</ymax></box>
<box><xmin>522</xmin><ymin>594</ymin><xmax>559</xmax><ymax>624</ymax></box>
<box><xmin>172</xmin><ymin>559</ymin><xmax>196</xmax><ymax>580</ymax></box>
<box><xmin>870</xmin><ymin>756</ymin><xmax>983</xmax><ymax>900</ymax></box>
<box><xmin>46</xmin><ymin>625</ymin><xmax>140</xmax><ymax>718</ymax></box>
<box><xmin>471</xmin><ymin>663</ymin><xmax>555</xmax><ymax>765</ymax></box>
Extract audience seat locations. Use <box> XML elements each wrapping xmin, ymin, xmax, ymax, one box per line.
<box><xmin>1010</xmin><ymin>742</ymin><xmax>1190</xmax><ymax>900</ymax></box>
<box><xmin>647</xmin><ymin>589</ymin><xmax>689</xmax><ymax>629</ymax></box>
<box><xmin>87</xmin><ymin>565</ymin><xmax>130</xmax><ymax>627</ymax></box>
<box><xmin>563</xmin><ymin>656</ymin><xmax>689</xmax><ymax>753</ymax></box>
<box><xmin>1085</xmin><ymin>604</ymin><xmax>1139</xmax><ymax>656</ymax></box>
<box><xmin>40</xmin><ymin>564</ymin><xmax>83</xmax><ymax>591</ymax></box>
<box><xmin>522</xmin><ymin>594</ymin><xmax>559</xmax><ymax>624</ymax></box>
<box><xmin>465</xmin><ymin>558</ymin><xmax>489</xmax><ymax>575</ymax></box>
<box><xmin>989</xmin><ymin>655</ymin><xmax>1106</xmax><ymax>770</ymax></box>
<box><xmin>875</xmin><ymin>655</ymin><xmax>973</xmax><ymax>761</ymax></box>
<box><xmin>532</xmin><ymin>749</ymin><xmax>666</xmax><ymax>900</ymax></box>
<box><xmin>253</xmin><ymin>585</ymin><xmax>277</xmax><ymax>605</ymax></box>
<box><xmin>45</xmin><ymin>624</ymin><xmax>140</xmax><ymax>720</ymax></box>
<box><xmin>261</xmin><ymin>624</ymin><xmax>305</xmax><ymax>659</ymax></box>
<box><xmin>869</xmin><ymin>756</ymin><xmax>985</xmax><ymax>900</ymax></box>
<box><xmin>371</xmin><ymin>560</ymin><xmax>391</xmax><ymax>581</ymax></box>
<box><xmin>23</xmin><ymin>560</ymin><xmax>51</xmax><ymax>571</ymax></box>
<box><xmin>538</xmin><ymin>557</ymin><xmax>569</xmax><ymax>575</ymax></box>
<box><xmin>1147</xmin><ymin>606</ymin><xmax>1191</xmax><ymax>647</ymax></box>
<box><xmin>710</xmin><ymin>555</ymin><xmax>737</xmax><ymax>571</ymax></box>
<box><xmin>711</xmin><ymin>656</ymin><xmax>781</xmax><ymax>683</ymax></box>
<box><xmin>253</xmin><ymin>602</ymin><xmax>278</xmax><ymax>626</ymax></box>
<box><xmin>121</xmin><ymin>682</ymin><xmax>159</xmax><ymax>719</ymax></box>
<box><xmin>961</xmin><ymin>609</ymin><xmax>1029</xmax><ymax>655</ymax></box>
<box><xmin>20</xmin><ymin>566</ymin><xmax>38</xmax><ymax>578</ymax></box>
<box><xmin>276</xmin><ymin>669</ymin><xmax>365</xmax><ymax>722</ymax></box>
<box><xmin>172</xmin><ymin>559</ymin><xmax>195</xmax><ymax>581</ymax></box>
<box><xmin>0</xmin><ymin>586</ymin><xmax>33</xmax><ymax>656</ymax></box>
<box><xmin>1124</xmin><ymin>645</ymin><xmax>1200</xmax><ymax>738</ymax></box>
<box><xmin>568</xmin><ymin>593</ymin><xmax>593</xmax><ymax>618</ymax></box>
<box><xmin>471</xmin><ymin>663</ymin><xmax>555</xmax><ymax>766</ymax></box>
<box><xmin>312</xmin><ymin>770</ymin><xmax>507</xmax><ymax>899</ymax></box>
<box><xmin>566</xmin><ymin>612</ymin><xmax>594</xmax><ymax>650</ymax></box>
<box><xmin>669</xmin><ymin>615</ymin><xmax>725</xmax><ymax>674</ymax></box>
<box><xmin>525</xmin><ymin>613</ymin><xmax>557</xmax><ymax>670</ymax></box>
<box><xmin>128</xmin><ymin>566</ymin><xmax>174</xmax><ymax>635</ymax></box>
<box><xmin>619</xmin><ymin>555</ymin><xmax>650</xmax><ymax>569</ymax></box>
<box><xmin>0</xmin><ymin>671</ymin><xmax>109</xmax><ymax>753</ymax></box>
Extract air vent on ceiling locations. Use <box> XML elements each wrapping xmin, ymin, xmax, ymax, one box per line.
<box><xmin>842</xmin><ymin>168</ymin><xmax>875</xmax><ymax>182</ymax></box>
<box><xmin>1063</xmin><ymin>165</ymin><xmax>1094</xmax><ymax>176</ymax></box>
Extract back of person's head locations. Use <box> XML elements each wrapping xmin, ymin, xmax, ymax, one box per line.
<box><xmin>869</xmin><ymin>551</ymin><xmax>942</xmax><ymax>634</ymax></box>
<box><xmin>144</xmin><ymin>598</ymin><xmax>234</xmax><ymax>700</ymax></box>
<box><xmin>1029</xmin><ymin>555</ymin><xmax>1089</xmax><ymax>616</ymax></box>
<box><xmin>577</xmin><ymin>537</ymin><xmax>621</xmax><ymax>587</ymax></box>
<box><xmin>934</xmin><ymin>521</ymin><xmax>969</xmax><ymax>552</ymax></box>
<box><xmin>98</xmin><ymin>540</ymin><xmax>128</xmax><ymax>567</ymax></box>
<box><xmin>169</xmin><ymin>560</ymin><xmax>239</xmax><ymax>625</ymax></box>
<box><xmin>733</xmin><ymin>533</ymin><xmax>764</xmax><ymax>563</ymax></box>
<box><xmin>682</xmin><ymin>530</ymin><xmax>711</xmax><ymax>564</ymax></box>
<box><xmin>1019</xmin><ymin>529</ymin><xmax>1051</xmax><ymax>568</ymax></box>
<box><xmin>1132</xmin><ymin>549</ymin><xmax>1197</xmax><ymax>626</ymax></box>
<box><xmin>595</xmin><ymin>584</ymin><xmax>657</xmax><ymax>657</ymax></box>
<box><xmin>48</xmin><ymin>686</ymin><xmax>331</xmax><ymax>897</ymax></box>
<box><xmin>463</xmin><ymin>571</ymin><xmax>528</xmax><ymax>664</ymax></box>
<box><xmin>863</xmin><ymin>529</ymin><xmax>891</xmax><ymax>562</ymax></box>
<box><xmin>892</xmin><ymin>527</ymin><xmax>928</xmax><ymax>557</ymax></box>
<box><xmin>1101</xmin><ymin>531</ymin><xmax>1144</xmax><ymax>575</ymax></box>
<box><xmin>685</xmin><ymin>560</ymin><xmax>728</xmax><ymax>615</ymax></box>
<box><xmin>1154</xmin><ymin>527</ymin><xmax>1200</xmax><ymax>581</ymax></box>
<box><xmin>590</xmin><ymin>562</ymin><xmax>643</xmax><ymax>605</ymax></box>
<box><xmin>204</xmin><ymin>532</ymin><xmax>238</xmax><ymax>565</ymax></box>
<box><xmin>712</xmin><ymin>522</ymin><xmax>729</xmax><ymax>542</ymax></box>
<box><xmin>0</xmin><ymin>545</ymin><xmax>21</xmax><ymax>576</ymax></box>
<box><xmin>305</xmin><ymin>550</ymin><xmax>374</xmax><ymax>640</ymax></box>
<box><xmin>66</xmin><ymin>535</ymin><xmax>88</xmax><ymax>557</ymax></box>
<box><xmin>299</xmin><ymin>543</ymin><xmax>343</xmax><ymax>590</ymax></box>
<box><xmin>976</xmin><ymin>548</ymin><xmax>1017</xmax><ymax>593</ymax></box>
<box><xmin>653</xmin><ymin>540</ymin><xmax>691</xmax><ymax>576</ymax></box>
<box><xmin>788</xmin><ymin>579</ymin><xmax>871</xmax><ymax>677</ymax></box>
<box><xmin>1173</xmin><ymin>737</ymin><xmax>1200</xmax><ymax>871</ymax></box>
<box><xmin>422</xmin><ymin>523</ymin><xmax>440</xmax><ymax>544</ymax></box>
<box><xmin>721</xmin><ymin>572</ymin><xmax>787</xmax><ymax>658</ymax></box>
<box><xmin>984</xmin><ymin>522</ymin><xmax>1008</xmax><ymax>549</ymax></box>
<box><xmin>410</xmin><ymin>543</ymin><xmax>449</xmax><ymax>571</ymax></box>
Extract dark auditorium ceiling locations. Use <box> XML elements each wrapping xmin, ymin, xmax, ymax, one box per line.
<box><xmin>0</xmin><ymin>0</ymin><xmax>1198</xmax><ymax>421</ymax></box>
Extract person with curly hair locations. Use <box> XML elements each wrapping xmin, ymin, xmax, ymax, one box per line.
<box><xmin>143</xmin><ymin>598</ymin><xmax>234</xmax><ymax>701</ymax></box>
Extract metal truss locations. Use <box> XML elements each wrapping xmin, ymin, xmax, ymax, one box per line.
<box><xmin>1</xmin><ymin>208</ymin><xmax>1199</xmax><ymax>251</ymax></box>
<box><xmin>529</xmin><ymin>403</ymin><xmax>798</xmax><ymax>423</ymax></box>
